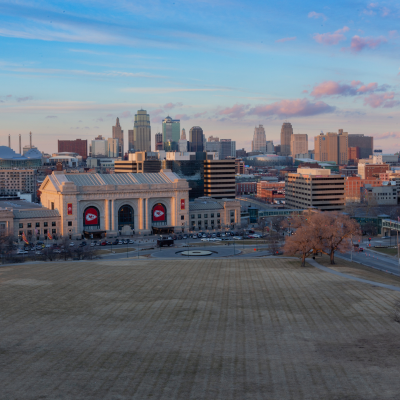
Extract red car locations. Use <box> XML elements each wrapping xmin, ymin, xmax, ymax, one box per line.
<box><xmin>100</xmin><ymin>241</ymin><xmax>107</xmax><ymax>246</ymax></box>
<box><xmin>359</xmin><ymin>247</ymin><xmax>364</xmax><ymax>252</ymax></box>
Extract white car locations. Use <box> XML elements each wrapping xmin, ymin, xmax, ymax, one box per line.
<box><xmin>201</xmin><ymin>238</ymin><xmax>210</xmax><ymax>242</ymax></box>
<box><xmin>69</xmin><ymin>242</ymin><xmax>75</xmax><ymax>246</ymax></box>
<box><xmin>233</xmin><ymin>236</ymin><xmax>243</xmax><ymax>240</ymax></box>
<box><xmin>35</xmin><ymin>251</ymin><xmax>42</xmax><ymax>255</ymax></box>
<box><xmin>118</xmin><ymin>241</ymin><xmax>124</xmax><ymax>245</ymax></box>
<box><xmin>129</xmin><ymin>240</ymin><xmax>134</xmax><ymax>244</ymax></box>
<box><xmin>90</xmin><ymin>242</ymin><xmax>96</xmax><ymax>247</ymax></box>
<box><xmin>17</xmin><ymin>250</ymin><xmax>28</xmax><ymax>254</ymax></box>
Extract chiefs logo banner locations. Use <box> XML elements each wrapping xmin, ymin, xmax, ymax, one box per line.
<box><xmin>180</xmin><ymin>199</ymin><xmax>185</xmax><ymax>210</ymax></box>
<box><xmin>67</xmin><ymin>203</ymin><xmax>73</xmax><ymax>215</ymax></box>
<box><xmin>153</xmin><ymin>204</ymin><xmax>166</xmax><ymax>222</ymax></box>
<box><xmin>84</xmin><ymin>207</ymin><xmax>99</xmax><ymax>225</ymax></box>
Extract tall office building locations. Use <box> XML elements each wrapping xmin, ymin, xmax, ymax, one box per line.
<box><xmin>132</xmin><ymin>109</ymin><xmax>151</xmax><ymax>152</ymax></box>
<box><xmin>204</xmin><ymin>159</ymin><xmax>236</xmax><ymax>199</ymax></box>
<box><xmin>266</xmin><ymin>140</ymin><xmax>274</xmax><ymax>154</ymax></box>
<box><xmin>58</xmin><ymin>139</ymin><xmax>88</xmax><ymax>160</ymax></box>
<box><xmin>290</xmin><ymin>134</ymin><xmax>308</xmax><ymax>157</ymax></box>
<box><xmin>112</xmin><ymin>118</ymin><xmax>124</xmax><ymax>157</ymax></box>
<box><xmin>348</xmin><ymin>134</ymin><xmax>373</xmax><ymax>159</ymax></box>
<box><xmin>90</xmin><ymin>137</ymin><xmax>108</xmax><ymax>158</ymax></box>
<box><xmin>155</xmin><ymin>133</ymin><xmax>163</xmax><ymax>151</ymax></box>
<box><xmin>208</xmin><ymin>136</ymin><xmax>219</xmax><ymax>142</ymax></box>
<box><xmin>252</xmin><ymin>125</ymin><xmax>266</xmax><ymax>152</ymax></box>
<box><xmin>107</xmin><ymin>138</ymin><xmax>119</xmax><ymax>158</ymax></box>
<box><xmin>162</xmin><ymin>116</ymin><xmax>180</xmax><ymax>151</ymax></box>
<box><xmin>220</xmin><ymin>139</ymin><xmax>236</xmax><ymax>159</ymax></box>
<box><xmin>178</xmin><ymin>129</ymin><xmax>188</xmax><ymax>152</ymax></box>
<box><xmin>189</xmin><ymin>126</ymin><xmax>204</xmax><ymax>152</ymax></box>
<box><xmin>314</xmin><ymin>130</ymin><xmax>348</xmax><ymax>165</ymax></box>
<box><xmin>128</xmin><ymin>130</ymin><xmax>134</xmax><ymax>152</ymax></box>
<box><xmin>280</xmin><ymin>122</ymin><xmax>293</xmax><ymax>156</ymax></box>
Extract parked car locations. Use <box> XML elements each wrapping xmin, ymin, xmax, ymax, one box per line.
<box><xmin>90</xmin><ymin>242</ymin><xmax>96</xmax><ymax>247</ymax></box>
<box><xmin>183</xmin><ymin>235</ymin><xmax>188</xmax><ymax>239</ymax></box>
<box><xmin>37</xmin><ymin>241</ymin><xmax>44</xmax><ymax>245</ymax></box>
<box><xmin>69</xmin><ymin>242</ymin><xmax>75</xmax><ymax>247</ymax></box>
<box><xmin>129</xmin><ymin>240</ymin><xmax>134</xmax><ymax>244</ymax></box>
<box><xmin>112</xmin><ymin>240</ymin><xmax>119</xmax><ymax>245</ymax></box>
<box><xmin>359</xmin><ymin>247</ymin><xmax>364</xmax><ymax>252</ymax></box>
<box><xmin>177</xmin><ymin>235</ymin><xmax>183</xmax><ymax>240</ymax></box>
<box><xmin>35</xmin><ymin>251</ymin><xmax>42</xmax><ymax>255</ymax></box>
<box><xmin>53</xmin><ymin>249</ymin><xmax>62</xmax><ymax>254</ymax></box>
<box><xmin>79</xmin><ymin>241</ymin><xmax>87</xmax><ymax>247</ymax></box>
<box><xmin>118</xmin><ymin>240</ymin><xmax>124</xmax><ymax>245</ymax></box>
<box><xmin>100</xmin><ymin>241</ymin><xmax>107</xmax><ymax>246</ymax></box>
<box><xmin>17</xmin><ymin>249</ymin><xmax>28</xmax><ymax>254</ymax></box>
<box><xmin>216</xmin><ymin>233</ymin><xmax>221</xmax><ymax>237</ymax></box>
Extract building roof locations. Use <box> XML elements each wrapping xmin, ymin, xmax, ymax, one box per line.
<box><xmin>45</xmin><ymin>170</ymin><xmax>182</xmax><ymax>191</ymax></box>
<box><xmin>0</xmin><ymin>146</ymin><xmax>42</xmax><ymax>160</ymax></box>
<box><xmin>0</xmin><ymin>199</ymin><xmax>60</xmax><ymax>219</ymax></box>
<box><xmin>189</xmin><ymin>198</ymin><xmax>225</xmax><ymax>211</ymax></box>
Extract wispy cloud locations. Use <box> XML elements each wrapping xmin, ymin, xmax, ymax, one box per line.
<box><xmin>45</xmin><ymin>115</ymin><xmax>57</xmax><ymax>119</ymax></box>
<box><xmin>347</xmin><ymin>35</ymin><xmax>387</xmax><ymax>53</ymax></box>
<box><xmin>275</xmin><ymin>37</ymin><xmax>296</xmax><ymax>43</ymax></box>
<box><xmin>218</xmin><ymin>104</ymin><xmax>250</xmax><ymax>118</ymax></box>
<box><xmin>313</xmin><ymin>26</ymin><xmax>349</xmax><ymax>46</ymax></box>
<box><xmin>121</xmin><ymin>87</ymin><xmax>223</xmax><ymax>94</ymax></box>
<box><xmin>308</xmin><ymin>11</ymin><xmax>328</xmax><ymax>21</ymax></box>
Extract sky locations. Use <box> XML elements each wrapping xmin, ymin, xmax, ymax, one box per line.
<box><xmin>0</xmin><ymin>0</ymin><xmax>399</xmax><ymax>154</ymax></box>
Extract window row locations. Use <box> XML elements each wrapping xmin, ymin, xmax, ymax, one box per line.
<box><xmin>19</xmin><ymin>221</ymin><xmax>57</xmax><ymax>228</ymax></box>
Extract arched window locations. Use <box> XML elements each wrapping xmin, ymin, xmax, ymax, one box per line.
<box><xmin>83</xmin><ymin>206</ymin><xmax>100</xmax><ymax>230</ymax></box>
<box><xmin>118</xmin><ymin>205</ymin><xmax>134</xmax><ymax>230</ymax></box>
<box><xmin>152</xmin><ymin>203</ymin><xmax>167</xmax><ymax>226</ymax></box>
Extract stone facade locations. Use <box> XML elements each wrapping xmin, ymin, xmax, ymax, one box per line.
<box><xmin>39</xmin><ymin>170</ymin><xmax>190</xmax><ymax>238</ymax></box>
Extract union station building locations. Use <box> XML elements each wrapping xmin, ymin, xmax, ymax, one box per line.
<box><xmin>39</xmin><ymin>170</ymin><xmax>190</xmax><ymax>239</ymax></box>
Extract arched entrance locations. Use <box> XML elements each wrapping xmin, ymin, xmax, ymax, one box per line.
<box><xmin>118</xmin><ymin>205</ymin><xmax>134</xmax><ymax>232</ymax></box>
<box><xmin>152</xmin><ymin>203</ymin><xmax>167</xmax><ymax>226</ymax></box>
<box><xmin>83</xmin><ymin>206</ymin><xmax>104</xmax><ymax>238</ymax></box>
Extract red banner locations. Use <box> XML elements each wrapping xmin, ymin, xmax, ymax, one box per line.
<box><xmin>22</xmin><ymin>232</ymin><xmax>29</xmax><ymax>245</ymax></box>
<box><xmin>153</xmin><ymin>204</ymin><xmax>166</xmax><ymax>222</ymax></box>
<box><xmin>180</xmin><ymin>199</ymin><xmax>185</xmax><ymax>210</ymax></box>
<box><xmin>84</xmin><ymin>207</ymin><xmax>99</xmax><ymax>225</ymax></box>
<box><xmin>67</xmin><ymin>203</ymin><xmax>72</xmax><ymax>215</ymax></box>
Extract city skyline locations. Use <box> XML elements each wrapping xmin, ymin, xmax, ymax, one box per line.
<box><xmin>0</xmin><ymin>0</ymin><xmax>399</xmax><ymax>153</ymax></box>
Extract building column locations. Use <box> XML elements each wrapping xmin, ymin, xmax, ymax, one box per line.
<box><xmin>145</xmin><ymin>198</ymin><xmax>149</xmax><ymax>230</ymax></box>
<box><xmin>139</xmin><ymin>198</ymin><xmax>144</xmax><ymax>230</ymax></box>
<box><xmin>111</xmin><ymin>200</ymin><xmax>115</xmax><ymax>231</ymax></box>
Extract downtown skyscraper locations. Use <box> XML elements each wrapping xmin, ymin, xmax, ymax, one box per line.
<box><xmin>251</xmin><ymin>125</ymin><xmax>266</xmax><ymax>152</ymax></box>
<box><xmin>162</xmin><ymin>116</ymin><xmax>180</xmax><ymax>151</ymax></box>
<box><xmin>280</xmin><ymin>122</ymin><xmax>293</xmax><ymax>156</ymax></box>
<box><xmin>112</xmin><ymin>118</ymin><xmax>124</xmax><ymax>157</ymax></box>
<box><xmin>133</xmin><ymin>109</ymin><xmax>151</xmax><ymax>152</ymax></box>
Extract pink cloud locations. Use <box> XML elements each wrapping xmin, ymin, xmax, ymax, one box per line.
<box><xmin>174</xmin><ymin>114</ymin><xmax>191</xmax><ymax>121</ymax></box>
<box><xmin>248</xmin><ymin>98</ymin><xmax>335</xmax><ymax>117</ymax></box>
<box><xmin>218</xmin><ymin>104</ymin><xmax>250</xmax><ymax>118</ymax></box>
<box><xmin>349</xmin><ymin>35</ymin><xmax>387</xmax><ymax>52</ymax></box>
<box><xmin>302</xmin><ymin>90</ymin><xmax>308</xmax><ymax>94</ymax></box>
<box><xmin>311</xmin><ymin>80</ymin><xmax>389</xmax><ymax>98</ymax></box>
<box><xmin>363</xmin><ymin>92</ymin><xmax>397</xmax><ymax>108</ymax></box>
<box><xmin>381</xmin><ymin>7</ymin><xmax>391</xmax><ymax>16</ymax></box>
<box><xmin>151</xmin><ymin>108</ymin><xmax>164</xmax><ymax>116</ymax></box>
<box><xmin>193</xmin><ymin>111</ymin><xmax>207</xmax><ymax>118</ymax></box>
<box><xmin>164</xmin><ymin>102</ymin><xmax>182</xmax><ymax>110</ymax></box>
<box><xmin>275</xmin><ymin>37</ymin><xmax>296</xmax><ymax>43</ymax></box>
<box><xmin>389</xmin><ymin>30</ymin><xmax>398</xmax><ymax>39</ymax></box>
<box><xmin>308</xmin><ymin>11</ymin><xmax>327</xmax><ymax>21</ymax></box>
<box><xmin>313</xmin><ymin>26</ymin><xmax>349</xmax><ymax>45</ymax></box>
<box><xmin>120</xmin><ymin>111</ymin><xmax>132</xmax><ymax>118</ymax></box>
<box><xmin>374</xmin><ymin>132</ymin><xmax>400</xmax><ymax>140</ymax></box>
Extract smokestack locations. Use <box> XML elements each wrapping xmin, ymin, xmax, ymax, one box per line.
<box><xmin>19</xmin><ymin>134</ymin><xmax>21</xmax><ymax>154</ymax></box>
<box><xmin>8</xmin><ymin>134</ymin><xmax>10</xmax><ymax>148</ymax></box>
<box><xmin>30</xmin><ymin>131</ymin><xmax>32</xmax><ymax>149</ymax></box>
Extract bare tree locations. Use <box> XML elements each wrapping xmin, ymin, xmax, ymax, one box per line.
<box><xmin>282</xmin><ymin>211</ymin><xmax>361</xmax><ymax>265</ymax></box>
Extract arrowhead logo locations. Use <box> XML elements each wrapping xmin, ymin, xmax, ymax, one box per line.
<box><xmin>154</xmin><ymin>210</ymin><xmax>164</xmax><ymax>218</ymax></box>
<box><xmin>86</xmin><ymin>213</ymin><xmax>97</xmax><ymax>221</ymax></box>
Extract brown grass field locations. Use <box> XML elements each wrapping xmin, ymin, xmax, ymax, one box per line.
<box><xmin>1</xmin><ymin>258</ymin><xmax>400</xmax><ymax>399</ymax></box>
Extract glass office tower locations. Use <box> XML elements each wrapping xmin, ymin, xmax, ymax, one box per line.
<box><xmin>162</xmin><ymin>116</ymin><xmax>180</xmax><ymax>151</ymax></box>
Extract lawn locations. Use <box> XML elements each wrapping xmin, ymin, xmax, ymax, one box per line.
<box><xmin>1</xmin><ymin>258</ymin><xmax>400</xmax><ymax>399</ymax></box>
<box><xmin>372</xmin><ymin>247</ymin><xmax>399</xmax><ymax>257</ymax></box>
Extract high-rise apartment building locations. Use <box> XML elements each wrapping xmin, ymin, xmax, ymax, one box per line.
<box><xmin>112</xmin><ymin>118</ymin><xmax>124</xmax><ymax>157</ymax></box>
<box><xmin>285</xmin><ymin>168</ymin><xmax>345</xmax><ymax>211</ymax></box>
<box><xmin>128</xmin><ymin>130</ymin><xmax>134</xmax><ymax>152</ymax></box>
<box><xmin>290</xmin><ymin>134</ymin><xmax>308</xmax><ymax>157</ymax></box>
<box><xmin>314</xmin><ymin>130</ymin><xmax>348</xmax><ymax>165</ymax></box>
<box><xmin>90</xmin><ymin>137</ymin><xmax>108</xmax><ymax>158</ymax></box>
<box><xmin>162</xmin><ymin>116</ymin><xmax>180</xmax><ymax>151</ymax></box>
<box><xmin>189</xmin><ymin>126</ymin><xmax>204</xmax><ymax>152</ymax></box>
<box><xmin>280</xmin><ymin>122</ymin><xmax>293</xmax><ymax>156</ymax></box>
<box><xmin>58</xmin><ymin>139</ymin><xmax>87</xmax><ymax>161</ymax></box>
<box><xmin>252</xmin><ymin>125</ymin><xmax>266</xmax><ymax>152</ymax></box>
<box><xmin>348</xmin><ymin>134</ymin><xmax>373</xmax><ymax>159</ymax></box>
<box><xmin>155</xmin><ymin>133</ymin><xmax>163</xmax><ymax>151</ymax></box>
<box><xmin>266</xmin><ymin>140</ymin><xmax>274</xmax><ymax>154</ymax></box>
<box><xmin>348</xmin><ymin>147</ymin><xmax>360</xmax><ymax>164</ymax></box>
<box><xmin>133</xmin><ymin>109</ymin><xmax>151</xmax><ymax>152</ymax></box>
<box><xmin>204</xmin><ymin>159</ymin><xmax>236</xmax><ymax>199</ymax></box>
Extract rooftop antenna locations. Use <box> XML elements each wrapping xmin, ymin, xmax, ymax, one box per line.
<box><xmin>8</xmin><ymin>134</ymin><xmax>11</xmax><ymax>148</ymax></box>
<box><xmin>30</xmin><ymin>131</ymin><xmax>32</xmax><ymax>149</ymax></box>
<box><xmin>19</xmin><ymin>134</ymin><xmax>21</xmax><ymax>154</ymax></box>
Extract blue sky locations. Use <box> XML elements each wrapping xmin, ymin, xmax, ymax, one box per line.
<box><xmin>0</xmin><ymin>0</ymin><xmax>399</xmax><ymax>153</ymax></box>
